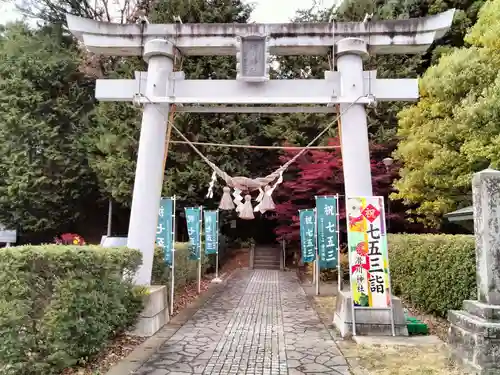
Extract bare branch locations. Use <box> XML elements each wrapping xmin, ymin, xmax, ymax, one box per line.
<box><xmin>12</xmin><ymin>0</ymin><xmax>149</xmax><ymax>24</ymax></box>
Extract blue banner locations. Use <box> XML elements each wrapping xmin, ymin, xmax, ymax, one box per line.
<box><xmin>156</xmin><ymin>197</ymin><xmax>174</xmax><ymax>265</ymax></box>
<box><xmin>185</xmin><ymin>207</ymin><xmax>201</xmax><ymax>260</ymax></box>
<box><xmin>315</xmin><ymin>196</ymin><xmax>339</xmax><ymax>269</ymax></box>
<box><xmin>299</xmin><ymin>209</ymin><xmax>316</xmax><ymax>263</ymax></box>
<box><xmin>204</xmin><ymin>210</ymin><xmax>218</xmax><ymax>255</ymax></box>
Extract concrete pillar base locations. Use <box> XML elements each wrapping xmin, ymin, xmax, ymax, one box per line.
<box><xmin>129</xmin><ymin>285</ymin><xmax>170</xmax><ymax>337</ymax></box>
<box><xmin>333</xmin><ymin>289</ymin><xmax>408</xmax><ymax>337</ymax></box>
<box><xmin>448</xmin><ymin>300</ymin><xmax>500</xmax><ymax>374</ymax></box>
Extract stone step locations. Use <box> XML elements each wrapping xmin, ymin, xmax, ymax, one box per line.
<box><xmin>253</xmin><ymin>260</ymin><xmax>280</xmax><ymax>267</ymax></box>
<box><xmin>254</xmin><ymin>260</ymin><xmax>280</xmax><ymax>265</ymax></box>
<box><xmin>254</xmin><ymin>255</ymin><xmax>280</xmax><ymax>260</ymax></box>
<box><xmin>254</xmin><ymin>264</ymin><xmax>280</xmax><ymax>270</ymax></box>
<box><xmin>254</xmin><ymin>250</ymin><xmax>280</xmax><ymax>255</ymax></box>
<box><xmin>463</xmin><ymin>300</ymin><xmax>500</xmax><ymax>321</ymax></box>
<box><xmin>254</xmin><ymin>255</ymin><xmax>280</xmax><ymax>261</ymax></box>
<box><xmin>448</xmin><ymin>310</ymin><xmax>500</xmax><ymax>338</ymax></box>
<box><xmin>253</xmin><ymin>246</ymin><xmax>281</xmax><ymax>270</ymax></box>
<box><xmin>448</xmin><ymin>310</ymin><xmax>500</xmax><ymax>372</ymax></box>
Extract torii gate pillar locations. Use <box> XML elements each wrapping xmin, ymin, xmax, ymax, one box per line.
<box><xmin>336</xmin><ymin>38</ymin><xmax>372</xmax><ymax>196</ymax></box>
<box><xmin>128</xmin><ymin>40</ymin><xmax>174</xmax><ymax>285</ymax></box>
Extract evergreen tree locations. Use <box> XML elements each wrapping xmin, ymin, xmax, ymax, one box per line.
<box><xmin>86</xmin><ymin>0</ymin><xmax>287</xmax><ymax>209</ymax></box>
<box><xmin>0</xmin><ymin>23</ymin><xmax>98</xmax><ymax>233</ymax></box>
<box><xmin>270</xmin><ymin>1</ymin><xmax>485</xmax><ymax>150</ymax></box>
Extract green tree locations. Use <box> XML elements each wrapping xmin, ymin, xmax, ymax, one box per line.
<box><xmin>267</xmin><ymin>0</ymin><xmax>484</xmax><ymax>151</ymax></box>
<box><xmin>0</xmin><ymin>23</ymin><xmax>98</xmax><ymax>233</ymax></box>
<box><xmin>85</xmin><ymin>0</ymin><xmax>284</xmax><ymax>208</ymax></box>
<box><xmin>393</xmin><ymin>0</ymin><xmax>500</xmax><ymax>227</ymax></box>
<box><xmin>334</xmin><ymin>0</ymin><xmax>485</xmax><ymax>143</ymax></box>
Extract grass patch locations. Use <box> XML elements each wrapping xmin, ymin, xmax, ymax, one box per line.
<box><xmin>310</xmin><ymin>296</ymin><xmax>468</xmax><ymax>375</ymax></box>
<box><xmin>352</xmin><ymin>344</ymin><xmax>463</xmax><ymax>375</ymax></box>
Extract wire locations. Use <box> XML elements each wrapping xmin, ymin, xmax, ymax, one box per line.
<box><xmin>169</xmin><ymin>140</ymin><xmax>341</xmax><ymax>150</ymax></box>
<box><xmin>133</xmin><ymin>92</ymin><xmax>366</xmax><ymax>191</ymax></box>
<box><xmin>162</xmin><ymin>95</ymin><xmax>365</xmax><ymax>175</ymax></box>
<box><xmin>138</xmin><ymin>57</ymin><xmax>367</xmax><ymax>182</ymax></box>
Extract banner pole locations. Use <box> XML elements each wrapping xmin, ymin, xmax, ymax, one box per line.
<box><xmin>336</xmin><ymin>193</ymin><xmax>341</xmax><ymax>293</ymax></box>
<box><xmin>215</xmin><ymin>246</ymin><xmax>219</xmax><ymax>279</ymax></box>
<box><xmin>315</xmin><ymin>208</ymin><xmax>320</xmax><ymax>296</ymax></box>
<box><xmin>381</xmin><ymin>196</ymin><xmax>397</xmax><ymax>337</ymax></box>
<box><xmin>170</xmin><ymin>196</ymin><xmax>176</xmax><ymax>314</ymax></box>
<box><xmin>198</xmin><ymin>206</ymin><xmax>202</xmax><ymax>295</ymax></box>
<box><xmin>216</xmin><ymin>210</ymin><xmax>219</xmax><ymax>279</ymax></box>
<box><xmin>347</xmin><ymin>197</ymin><xmax>357</xmax><ymax>336</ymax></box>
<box><xmin>312</xmin><ymin>259</ymin><xmax>316</xmax><ymax>285</ymax></box>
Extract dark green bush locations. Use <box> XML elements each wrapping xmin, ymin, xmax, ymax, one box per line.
<box><xmin>389</xmin><ymin>234</ymin><xmax>476</xmax><ymax>318</ymax></box>
<box><xmin>0</xmin><ymin>245</ymin><xmax>144</xmax><ymax>375</ymax></box>
<box><xmin>152</xmin><ymin>242</ymin><xmax>212</xmax><ymax>288</ymax></box>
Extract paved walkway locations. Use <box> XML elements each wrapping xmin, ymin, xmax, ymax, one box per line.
<box><xmin>136</xmin><ymin>270</ymin><xmax>350</xmax><ymax>375</ymax></box>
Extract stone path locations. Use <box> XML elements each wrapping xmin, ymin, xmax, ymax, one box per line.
<box><xmin>135</xmin><ymin>270</ymin><xmax>350</xmax><ymax>375</ymax></box>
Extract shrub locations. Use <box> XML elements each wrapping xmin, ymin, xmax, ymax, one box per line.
<box><xmin>388</xmin><ymin>234</ymin><xmax>476</xmax><ymax>318</ymax></box>
<box><xmin>0</xmin><ymin>245</ymin><xmax>144</xmax><ymax>375</ymax></box>
<box><xmin>302</xmin><ymin>252</ymin><xmax>348</xmax><ymax>281</ymax></box>
<box><xmin>152</xmin><ymin>242</ymin><xmax>212</xmax><ymax>288</ymax></box>
<box><xmin>54</xmin><ymin>233</ymin><xmax>86</xmax><ymax>245</ymax></box>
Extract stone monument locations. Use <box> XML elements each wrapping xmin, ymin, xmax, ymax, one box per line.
<box><xmin>66</xmin><ymin>10</ymin><xmax>455</xmax><ymax>336</ymax></box>
<box><xmin>449</xmin><ymin>168</ymin><xmax>500</xmax><ymax>374</ymax></box>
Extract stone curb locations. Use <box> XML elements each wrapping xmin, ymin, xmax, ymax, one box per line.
<box><xmin>105</xmin><ymin>270</ymin><xmax>239</xmax><ymax>375</ymax></box>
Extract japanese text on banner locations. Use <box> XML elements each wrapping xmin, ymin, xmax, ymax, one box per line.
<box><xmin>184</xmin><ymin>207</ymin><xmax>201</xmax><ymax>260</ymax></box>
<box><xmin>315</xmin><ymin>196</ymin><xmax>339</xmax><ymax>269</ymax></box>
<box><xmin>156</xmin><ymin>198</ymin><xmax>174</xmax><ymax>265</ymax></box>
<box><xmin>346</xmin><ymin>196</ymin><xmax>391</xmax><ymax>308</ymax></box>
<box><xmin>204</xmin><ymin>210</ymin><xmax>218</xmax><ymax>255</ymax></box>
<box><xmin>299</xmin><ymin>209</ymin><xmax>316</xmax><ymax>263</ymax></box>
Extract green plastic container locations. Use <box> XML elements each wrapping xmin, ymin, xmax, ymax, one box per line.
<box><xmin>406</xmin><ymin>316</ymin><xmax>429</xmax><ymax>335</ymax></box>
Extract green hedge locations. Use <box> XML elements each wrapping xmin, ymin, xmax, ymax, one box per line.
<box><xmin>389</xmin><ymin>234</ymin><xmax>476</xmax><ymax>318</ymax></box>
<box><xmin>0</xmin><ymin>245</ymin><xmax>144</xmax><ymax>375</ymax></box>
<box><xmin>152</xmin><ymin>242</ymin><xmax>212</xmax><ymax>288</ymax></box>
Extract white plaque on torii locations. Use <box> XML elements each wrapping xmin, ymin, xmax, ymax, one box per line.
<box><xmin>65</xmin><ymin>10</ymin><xmax>455</xmax><ymax>289</ymax></box>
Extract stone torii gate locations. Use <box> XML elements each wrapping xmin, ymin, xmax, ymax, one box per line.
<box><xmin>66</xmin><ymin>11</ymin><xmax>454</xmax><ymax>288</ymax></box>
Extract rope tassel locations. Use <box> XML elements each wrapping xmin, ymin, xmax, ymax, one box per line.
<box><xmin>232</xmin><ymin>188</ymin><xmax>243</xmax><ymax>212</ymax></box>
<box><xmin>256</xmin><ymin>187</ymin><xmax>264</xmax><ymax>202</ymax></box>
<box><xmin>239</xmin><ymin>195</ymin><xmax>255</xmax><ymax>220</ymax></box>
<box><xmin>206</xmin><ymin>171</ymin><xmax>217</xmax><ymax>199</ymax></box>
<box><xmin>219</xmin><ymin>186</ymin><xmax>235</xmax><ymax>210</ymax></box>
<box><xmin>259</xmin><ymin>185</ymin><xmax>276</xmax><ymax>213</ymax></box>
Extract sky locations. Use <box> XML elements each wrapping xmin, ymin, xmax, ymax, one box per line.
<box><xmin>0</xmin><ymin>0</ymin><xmax>338</xmax><ymax>24</ymax></box>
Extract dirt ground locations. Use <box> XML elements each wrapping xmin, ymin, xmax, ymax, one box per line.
<box><xmin>311</xmin><ymin>295</ymin><xmax>466</xmax><ymax>375</ymax></box>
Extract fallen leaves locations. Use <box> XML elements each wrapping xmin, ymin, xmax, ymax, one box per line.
<box><xmin>61</xmin><ymin>334</ymin><xmax>146</xmax><ymax>375</ymax></box>
<box><xmin>170</xmin><ymin>278</ymin><xmax>211</xmax><ymax>316</ymax></box>
<box><xmin>220</xmin><ymin>248</ymin><xmax>249</xmax><ymax>272</ymax></box>
<box><xmin>402</xmin><ymin>301</ymin><xmax>451</xmax><ymax>342</ymax></box>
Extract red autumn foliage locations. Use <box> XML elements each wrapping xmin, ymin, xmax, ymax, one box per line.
<box><xmin>54</xmin><ymin>233</ymin><xmax>86</xmax><ymax>245</ymax></box>
<box><xmin>272</xmin><ymin>138</ymin><xmax>421</xmax><ymax>242</ymax></box>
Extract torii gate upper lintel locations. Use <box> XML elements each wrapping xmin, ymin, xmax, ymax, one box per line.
<box><xmin>65</xmin><ymin>10</ymin><xmax>455</xmax><ymax>286</ymax></box>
